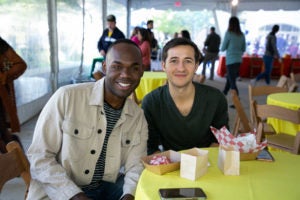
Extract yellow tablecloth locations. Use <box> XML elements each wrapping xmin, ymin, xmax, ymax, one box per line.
<box><xmin>135</xmin><ymin>148</ymin><xmax>300</xmax><ymax>200</ymax></box>
<box><xmin>135</xmin><ymin>71</ymin><xmax>167</xmax><ymax>101</ymax></box>
<box><xmin>267</xmin><ymin>92</ymin><xmax>300</xmax><ymax>136</ymax></box>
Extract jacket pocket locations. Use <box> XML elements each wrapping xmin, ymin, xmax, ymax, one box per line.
<box><xmin>61</xmin><ymin>119</ymin><xmax>94</xmax><ymax>161</ymax></box>
<box><xmin>121</xmin><ymin>131</ymin><xmax>141</xmax><ymax>148</ymax></box>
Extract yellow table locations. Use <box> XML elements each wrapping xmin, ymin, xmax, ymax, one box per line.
<box><xmin>135</xmin><ymin>148</ymin><xmax>300</xmax><ymax>200</ymax></box>
<box><xmin>135</xmin><ymin>72</ymin><xmax>167</xmax><ymax>101</ymax></box>
<box><xmin>267</xmin><ymin>92</ymin><xmax>300</xmax><ymax>136</ymax></box>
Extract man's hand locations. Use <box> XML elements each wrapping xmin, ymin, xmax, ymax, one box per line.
<box><xmin>121</xmin><ymin>194</ymin><xmax>134</xmax><ymax>200</ymax></box>
<box><xmin>69</xmin><ymin>192</ymin><xmax>92</xmax><ymax>200</ymax></box>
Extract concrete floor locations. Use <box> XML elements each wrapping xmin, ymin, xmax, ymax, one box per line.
<box><xmin>0</xmin><ymin>69</ymin><xmax>281</xmax><ymax>200</ymax></box>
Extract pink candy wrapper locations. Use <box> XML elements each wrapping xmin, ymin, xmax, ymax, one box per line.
<box><xmin>210</xmin><ymin>126</ymin><xmax>267</xmax><ymax>153</ymax></box>
<box><xmin>149</xmin><ymin>155</ymin><xmax>171</xmax><ymax>165</ymax></box>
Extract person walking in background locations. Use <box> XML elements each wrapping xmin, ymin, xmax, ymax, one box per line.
<box><xmin>251</xmin><ymin>25</ymin><xmax>280</xmax><ymax>85</ymax></box>
<box><xmin>202</xmin><ymin>27</ymin><xmax>221</xmax><ymax>80</ymax></box>
<box><xmin>26</xmin><ymin>39</ymin><xmax>147</xmax><ymax>200</ymax></box>
<box><xmin>137</xmin><ymin>27</ymin><xmax>151</xmax><ymax>71</ymax></box>
<box><xmin>0</xmin><ymin>37</ymin><xmax>27</xmax><ymax>153</ymax></box>
<box><xmin>97</xmin><ymin>14</ymin><xmax>125</xmax><ymax>58</ymax></box>
<box><xmin>221</xmin><ymin>16</ymin><xmax>246</xmax><ymax>108</ymax></box>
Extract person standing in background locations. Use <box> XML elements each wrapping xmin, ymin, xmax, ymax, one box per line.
<box><xmin>179</xmin><ymin>30</ymin><xmax>191</xmax><ymax>40</ymax></box>
<box><xmin>0</xmin><ymin>36</ymin><xmax>27</xmax><ymax>152</ymax></box>
<box><xmin>251</xmin><ymin>25</ymin><xmax>280</xmax><ymax>85</ymax></box>
<box><xmin>137</xmin><ymin>28</ymin><xmax>151</xmax><ymax>71</ymax></box>
<box><xmin>97</xmin><ymin>14</ymin><xmax>125</xmax><ymax>58</ymax></box>
<box><xmin>221</xmin><ymin>16</ymin><xmax>246</xmax><ymax>108</ymax></box>
<box><xmin>130</xmin><ymin>26</ymin><xmax>140</xmax><ymax>45</ymax></box>
<box><xmin>146</xmin><ymin>20</ymin><xmax>158</xmax><ymax>61</ymax></box>
<box><xmin>202</xmin><ymin>27</ymin><xmax>221</xmax><ymax>80</ymax></box>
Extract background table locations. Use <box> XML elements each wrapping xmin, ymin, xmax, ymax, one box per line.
<box><xmin>267</xmin><ymin>92</ymin><xmax>300</xmax><ymax>136</ymax></box>
<box><xmin>135</xmin><ymin>148</ymin><xmax>300</xmax><ymax>200</ymax></box>
<box><xmin>217</xmin><ymin>56</ymin><xmax>294</xmax><ymax>78</ymax></box>
<box><xmin>135</xmin><ymin>71</ymin><xmax>167</xmax><ymax>101</ymax></box>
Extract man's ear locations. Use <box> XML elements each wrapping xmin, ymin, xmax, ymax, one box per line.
<box><xmin>195</xmin><ymin>62</ymin><xmax>200</xmax><ymax>73</ymax></box>
<box><xmin>102</xmin><ymin>61</ymin><xmax>107</xmax><ymax>74</ymax></box>
<box><xmin>162</xmin><ymin>62</ymin><xmax>166</xmax><ymax>71</ymax></box>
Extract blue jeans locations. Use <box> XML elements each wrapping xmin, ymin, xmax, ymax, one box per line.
<box><xmin>256</xmin><ymin>55</ymin><xmax>273</xmax><ymax>84</ymax></box>
<box><xmin>82</xmin><ymin>174</ymin><xmax>124</xmax><ymax>200</ymax></box>
<box><xmin>223</xmin><ymin>63</ymin><xmax>241</xmax><ymax>95</ymax></box>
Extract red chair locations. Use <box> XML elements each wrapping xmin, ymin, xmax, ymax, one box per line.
<box><xmin>271</xmin><ymin>58</ymin><xmax>282</xmax><ymax>78</ymax></box>
<box><xmin>249</xmin><ymin>57</ymin><xmax>263</xmax><ymax>78</ymax></box>
<box><xmin>290</xmin><ymin>58</ymin><xmax>300</xmax><ymax>74</ymax></box>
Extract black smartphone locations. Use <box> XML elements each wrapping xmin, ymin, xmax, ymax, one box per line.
<box><xmin>159</xmin><ymin>187</ymin><xmax>207</xmax><ymax>200</ymax></box>
<box><xmin>256</xmin><ymin>149</ymin><xmax>275</xmax><ymax>162</ymax></box>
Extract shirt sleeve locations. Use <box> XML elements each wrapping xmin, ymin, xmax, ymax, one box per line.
<box><xmin>27</xmin><ymin>88</ymin><xmax>82</xmax><ymax>200</ymax></box>
<box><xmin>220</xmin><ymin>32</ymin><xmax>229</xmax><ymax>52</ymax></box>
<box><xmin>141</xmin><ymin>94</ymin><xmax>161</xmax><ymax>155</ymax></box>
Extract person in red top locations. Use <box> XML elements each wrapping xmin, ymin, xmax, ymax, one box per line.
<box><xmin>137</xmin><ymin>27</ymin><xmax>151</xmax><ymax>71</ymax></box>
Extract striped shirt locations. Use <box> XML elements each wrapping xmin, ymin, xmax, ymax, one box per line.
<box><xmin>82</xmin><ymin>101</ymin><xmax>122</xmax><ymax>190</ymax></box>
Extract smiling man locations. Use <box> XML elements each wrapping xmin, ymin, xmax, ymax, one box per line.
<box><xmin>142</xmin><ymin>38</ymin><xmax>229</xmax><ymax>155</ymax></box>
<box><xmin>27</xmin><ymin>39</ymin><xmax>148</xmax><ymax>200</ymax></box>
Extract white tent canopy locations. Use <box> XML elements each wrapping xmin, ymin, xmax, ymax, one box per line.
<box><xmin>125</xmin><ymin>0</ymin><xmax>300</xmax><ymax>11</ymax></box>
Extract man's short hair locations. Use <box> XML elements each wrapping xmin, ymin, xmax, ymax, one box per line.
<box><xmin>147</xmin><ymin>20</ymin><xmax>153</xmax><ymax>25</ymax></box>
<box><xmin>106</xmin><ymin>14</ymin><xmax>116</xmax><ymax>22</ymax></box>
<box><xmin>106</xmin><ymin>39</ymin><xmax>142</xmax><ymax>57</ymax></box>
<box><xmin>162</xmin><ymin>38</ymin><xmax>200</xmax><ymax>63</ymax></box>
<box><xmin>210</xmin><ymin>27</ymin><xmax>215</xmax><ymax>32</ymax></box>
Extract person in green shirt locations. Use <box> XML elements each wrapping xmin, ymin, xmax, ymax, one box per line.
<box><xmin>142</xmin><ymin>38</ymin><xmax>229</xmax><ymax>155</ymax></box>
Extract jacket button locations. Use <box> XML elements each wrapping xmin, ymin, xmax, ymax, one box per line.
<box><xmin>84</xmin><ymin>170</ymin><xmax>89</xmax><ymax>174</ymax></box>
<box><xmin>101</xmin><ymin>111</ymin><xmax>104</xmax><ymax>115</ymax></box>
<box><xmin>91</xmin><ymin>150</ymin><xmax>96</xmax><ymax>154</ymax></box>
<box><xmin>97</xmin><ymin>129</ymin><xmax>102</xmax><ymax>134</ymax></box>
<box><xmin>74</xmin><ymin>129</ymin><xmax>79</xmax><ymax>134</ymax></box>
<box><xmin>126</xmin><ymin>140</ymin><xmax>130</xmax><ymax>144</ymax></box>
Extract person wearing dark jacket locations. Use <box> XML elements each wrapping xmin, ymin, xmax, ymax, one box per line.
<box><xmin>251</xmin><ymin>25</ymin><xmax>280</xmax><ymax>85</ymax></box>
<box><xmin>202</xmin><ymin>27</ymin><xmax>221</xmax><ymax>80</ymax></box>
<box><xmin>97</xmin><ymin>14</ymin><xmax>125</xmax><ymax>58</ymax></box>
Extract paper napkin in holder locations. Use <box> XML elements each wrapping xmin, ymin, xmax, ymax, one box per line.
<box><xmin>180</xmin><ymin>148</ymin><xmax>208</xmax><ymax>181</ymax></box>
<box><xmin>210</xmin><ymin>126</ymin><xmax>267</xmax><ymax>161</ymax></box>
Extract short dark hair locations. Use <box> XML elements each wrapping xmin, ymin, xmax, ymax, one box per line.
<box><xmin>147</xmin><ymin>20</ymin><xmax>153</xmax><ymax>25</ymax></box>
<box><xmin>162</xmin><ymin>38</ymin><xmax>200</xmax><ymax>63</ymax></box>
<box><xmin>106</xmin><ymin>39</ymin><xmax>141</xmax><ymax>56</ymax></box>
<box><xmin>272</xmin><ymin>25</ymin><xmax>280</xmax><ymax>33</ymax></box>
<box><xmin>106</xmin><ymin>14</ymin><xmax>116</xmax><ymax>22</ymax></box>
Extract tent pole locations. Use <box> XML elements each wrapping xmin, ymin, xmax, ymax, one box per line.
<box><xmin>47</xmin><ymin>0</ymin><xmax>59</xmax><ymax>93</ymax></box>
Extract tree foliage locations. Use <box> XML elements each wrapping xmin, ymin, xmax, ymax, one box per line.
<box><xmin>154</xmin><ymin>10</ymin><xmax>213</xmax><ymax>38</ymax></box>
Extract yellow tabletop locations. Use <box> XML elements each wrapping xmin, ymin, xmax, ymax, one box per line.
<box><xmin>267</xmin><ymin>92</ymin><xmax>300</xmax><ymax>136</ymax></box>
<box><xmin>135</xmin><ymin>72</ymin><xmax>167</xmax><ymax>101</ymax></box>
<box><xmin>135</xmin><ymin>148</ymin><xmax>300</xmax><ymax>200</ymax></box>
